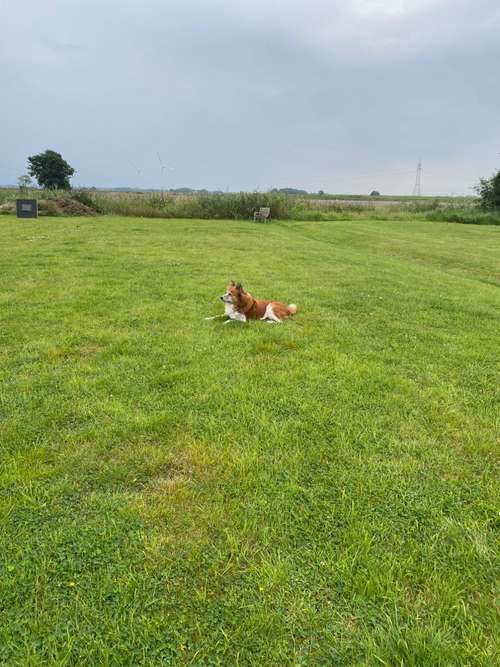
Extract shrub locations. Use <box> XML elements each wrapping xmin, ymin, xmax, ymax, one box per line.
<box><xmin>71</xmin><ymin>190</ymin><xmax>102</xmax><ymax>213</ymax></box>
<box><xmin>408</xmin><ymin>199</ymin><xmax>440</xmax><ymax>213</ymax></box>
<box><xmin>426</xmin><ymin>208</ymin><xmax>500</xmax><ymax>226</ymax></box>
<box><xmin>38</xmin><ymin>200</ymin><xmax>61</xmax><ymax>216</ymax></box>
<box><xmin>476</xmin><ymin>170</ymin><xmax>500</xmax><ymax>211</ymax></box>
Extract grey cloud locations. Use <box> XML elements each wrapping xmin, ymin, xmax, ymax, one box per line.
<box><xmin>1</xmin><ymin>0</ymin><xmax>499</xmax><ymax>194</ymax></box>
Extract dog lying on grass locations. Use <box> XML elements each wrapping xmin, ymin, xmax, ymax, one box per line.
<box><xmin>205</xmin><ymin>281</ymin><xmax>297</xmax><ymax>324</ymax></box>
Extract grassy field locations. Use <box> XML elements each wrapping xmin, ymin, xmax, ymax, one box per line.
<box><xmin>3</xmin><ymin>188</ymin><xmax>499</xmax><ymax>226</ymax></box>
<box><xmin>1</xmin><ymin>215</ymin><xmax>498</xmax><ymax>665</ymax></box>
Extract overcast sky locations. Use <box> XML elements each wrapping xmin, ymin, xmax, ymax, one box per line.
<box><xmin>1</xmin><ymin>0</ymin><xmax>499</xmax><ymax>194</ymax></box>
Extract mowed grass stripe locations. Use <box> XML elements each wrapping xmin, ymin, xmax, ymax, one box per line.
<box><xmin>0</xmin><ymin>215</ymin><xmax>498</xmax><ymax>665</ymax></box>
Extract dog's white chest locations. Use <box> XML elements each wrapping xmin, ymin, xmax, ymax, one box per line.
<box><xmin>224</xmin><ymin>302</ymin><xmax>246</xmax><ymax>322</ymax></box>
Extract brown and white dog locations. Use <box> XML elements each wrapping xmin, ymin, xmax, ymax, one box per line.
<box><xmin>205</xmin><ymin>281</ymin><xmax>297</xmax><ymax>324</ymax></box>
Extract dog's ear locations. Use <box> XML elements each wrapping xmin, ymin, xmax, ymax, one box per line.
<box><xmin>230</xmin><ymin>280</ymin><xmax>235</xmax><ymax>286</ymax></box>
<box><xmin>235</xmin><ymin>282</ymin><xmax>243</xmax><ymax>292</ymax></box>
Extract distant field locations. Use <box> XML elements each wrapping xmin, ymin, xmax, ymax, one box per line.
<box><xmin>0</xmin><ymin>186</ymin><xmax>477</xmax><ymax>205</ymax></box>
<box><xmin>3</xmin><ymin>188</ymin><xmax>493</xmax><ymax>226</ymax></box>
<box><xmin>1</xmin><ymin>215</ymin><xmax>499</xmax><ymax>665</ymax></box>
<box><xmin>305</xmin><ymin>193</ymin><xmax>477</xmax><ymax>203</ymax></box>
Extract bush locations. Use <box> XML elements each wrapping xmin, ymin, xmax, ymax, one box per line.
<box><xmin>426</xmin><ymin>208</ymin><xmax>500</xmax><ymax>226</ymax></box>
<box><xmin>38</xmin><ymin>200</ymin><xmax>61</xmax><ymax>216</ymax></box>
<box><xmin>71</xmin><ymin>190</ymin><xmax>103</xmax><ymax>213</ymax></box>
<box><xmin>408</xmin><ymin>199</ymin><xmax>440</xmax><ymax>213</ymax></box>
<box><xmin>476</xmin><ymin>170</ymin><xmax>500</xmax><ymax>211</ymax></box>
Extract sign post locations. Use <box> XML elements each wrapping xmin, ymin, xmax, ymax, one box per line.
<box><xmin>16</xmin><ymin>199</ymin><xmax>38</xmax><ymax>218</ymax></box>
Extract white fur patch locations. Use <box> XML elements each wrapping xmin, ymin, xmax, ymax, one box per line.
<box><xmin>261</xmin><ymin>304</ymin><xmax>281</xmax><ymax>323</ymax></box>
<box><xmin>206</xmin><ymin>301</ymin><xmax>246</xmax><ymax>323</ymax></box>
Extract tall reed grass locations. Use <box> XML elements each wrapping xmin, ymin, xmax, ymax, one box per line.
<box><xmin>1</xmin><ymin>187</ymin><xmax>498</xmax><ymax>225</ymax></box>
<box><xmin>88</xmin><ymin>191</ymin><xmax>292</xmax><ymax>220</ymax></box>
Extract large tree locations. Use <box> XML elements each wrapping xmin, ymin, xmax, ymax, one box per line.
<box><xmin>476</xmin><ymin>169</ymin><xmax>500</xmax><ymax>210</ymax></box>
<box><xmin>27</xmin><ymin>149</ymin><xmax>75</xmax><ymax>189</ymax></box>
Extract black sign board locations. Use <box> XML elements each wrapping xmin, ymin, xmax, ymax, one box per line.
<box><xmin>16</xmin><ymin>199</ymin><xmax>38</xmax><ymax>218</ymax></box>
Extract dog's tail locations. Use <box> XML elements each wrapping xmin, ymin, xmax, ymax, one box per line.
<box><xmin>287</xmin><ymin>304</ymin><xmax>298</xmax><ymax>316</ymax></box>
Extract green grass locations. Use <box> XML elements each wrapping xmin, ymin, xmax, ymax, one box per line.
<box><xmin>1</xmin><ymin>215</ymin><xmax>498</xmax><ymax>665</ymax></box>
<box><xmin>304</xmin><ymin>193</ymin><xmax>477</xmax><ymax>204</ymax></box>
<box><xmin>3</xmin><ymin>189</ymin><xmax>499</xmax><ymax>225</ymax></box>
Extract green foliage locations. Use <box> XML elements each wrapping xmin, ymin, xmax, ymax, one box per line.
<box><xmin>71</xmin><ymin>189</ymin><xmax>104</xmax><ymax>213</ymax></box>
<box><xmin>287</xmin><ymin>198</ymin><xmax>499</xmax><ymax>225</ymax></box>
<box><xmin>27</xmin><ymin>149</ymin><xmax>75</xmax><ymax>190</ymax></box>
<box><xmin>408</xmin><ymin>198</ymin><xmax>441</xmax><ymax>212</ymax></box>
<box><xmin>271</xmin><ymin>187</ymin><xmax>309</xmax><ymax>195</ymax></box>
<box><xmin>476</xmin><ymin>170</ymin><xmax>500</xmax><ymax>210</ymax></box>
<box><xmin>83</xmin><ymin>191</ymin><xmax>291</xmax><ymax>220</ymax></box>
<box><xmin>194</xmin><ymin>191</ymin><xmax>291</xmax><ymax>219</ymax></box>
<box><xmin>0</xmin><ymin>216</ymin><xmax>498</xmax><ymax>664</ymax></box>
<box><xmin>38</xmin><ymin>199</ymin><xmax>60</xmax><ymax>216</ymax></box>
<box><xmin>426</xmin><ymin>208</ymin><xmax>500</xmax><ymax>225</ymax></box>
<box><xmin>17</xmin><ymin>175</ymin><xmax>32</xmax><ymax>192</ymax></box>
<box><xmin>2</xmin><ymin>187</ymin><xmax>497</xmax><ymax>226</ymax></box>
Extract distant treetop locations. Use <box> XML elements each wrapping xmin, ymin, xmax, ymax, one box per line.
<box><xmin>271</xmin><ymin>187</ymin><xmax>308</xmax><ymax>195</ymax></box>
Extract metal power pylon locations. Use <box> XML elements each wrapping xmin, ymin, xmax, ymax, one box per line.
<box><xmin>412</xmin><ymin>159</ymin><xmax>422</xmax><ymax>196</ymax></box>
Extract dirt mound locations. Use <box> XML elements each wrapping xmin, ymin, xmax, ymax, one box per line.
<box><xmin>0</xmin><ymin>202</ymin><xmax>15</xmax><ymax>214</ymax></box>
<box><xmin>0</xmin><ymin>197</ymin><xmax>97</xmax><ymax>216</ymax></box>
<box><xmin>39</xmin><ymin>198</ymin><xmax>97</xmax><ymax>216</ymax></box>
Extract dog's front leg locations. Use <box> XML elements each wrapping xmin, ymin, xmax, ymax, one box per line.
<box><xmin>224</xmin><ymin>312</ymin><xmax>246</xmax><ymax>324</ymax></box>
<box><xmin>204</xmin><ymin>314</ymin><xmax>227</xmax><ymax>320</ymax></box>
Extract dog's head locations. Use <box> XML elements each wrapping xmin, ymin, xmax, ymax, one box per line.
<box><xmin>220</xmin><ymin>281</ymin><xmax>245</xmax><ymax>305</ymax></box>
